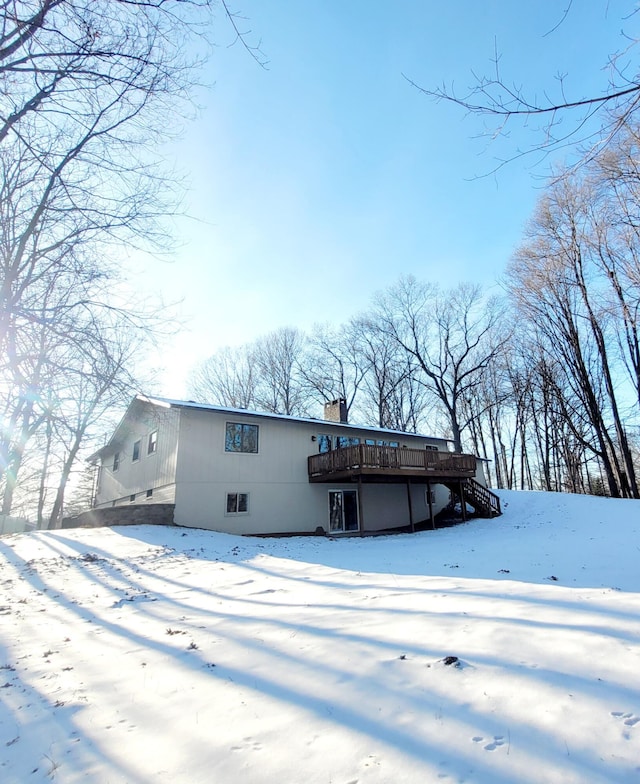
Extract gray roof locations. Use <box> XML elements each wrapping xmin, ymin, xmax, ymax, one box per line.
<box><xmin>143</xmin><ymin>395</ymin><xmax>450</xmax><ymax>442</ymax></box>
<box><xmin>89</xmin><ymin>394</ymin><xmax>450</xmax><ymax>462</ymax></box>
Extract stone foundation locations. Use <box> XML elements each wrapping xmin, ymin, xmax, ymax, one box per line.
<box><xmin>62</xmin><ymin>504</ymin><xmax>175</xmax><ymax>529</ymax></box>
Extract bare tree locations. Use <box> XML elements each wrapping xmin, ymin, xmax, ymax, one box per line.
<box><xmin>376</xmin><ymin>277</ymin><xmax>509</xmax><ymax>452</ymax></box>
<box><xmin>46</xmin><ymin>315</ymin><xmax>145</xmax><ymax>527</ymax></box>
<box><xmin>188</xmin><ymin>345</ymin><xmax>257</xmax><ymax>409</ymax></box>
<box><xmin>588</xmin><ymin>125</ymin><xmax>640</xmax><ymax>408</ymax></box>
<box><xmin>0</xmin><ymin>1</ymin><xmax>263</xmax><ymax>514</ymax></box>
<box><xmin>62</xmin><ymin>464</ymin><xmax>98</xmax><ymax>521</ymax></box>
<box><xmin>350</xmin><ymin>316</ymin><xmax>430</xmax><ymax>432</ymax></box>
<box><xmin>459</xmin><ymin>351</ymin><xmax>513</xmax><ymax>488</ymax></box>
<box><xmin>298</xmin><ymin>324</ymin><xmax>367</xmax><ymax>420</ymax></box>
<box><xmin>252</xmin><ymin>327</ymin><xmax>308</xmax><ymax>416</ymax></box>
<box><xmin>413</xmin><ymin>4</ymin><xmax>640</xmax><ymax>167</ymax></box>
<box><xmin>0</xmin><ymin>286</ymin><xmax>158</xmax><ymax>521</ymax></box>
<box><xmin>508</xmin><ymin>171</ymin><xmax>639</xmax><ymax>498</ymax></box>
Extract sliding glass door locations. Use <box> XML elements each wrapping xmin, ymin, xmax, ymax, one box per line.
<box><xmin>328</xmin><ymin>490</ymin><xmax>359</xmax><ymax>533</ymax></box>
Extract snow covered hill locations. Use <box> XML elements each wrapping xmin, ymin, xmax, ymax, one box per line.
<box><xmin>0</xmin><ymin>490</ymin><xmax>639</xmax><ymax>783</ymax></box>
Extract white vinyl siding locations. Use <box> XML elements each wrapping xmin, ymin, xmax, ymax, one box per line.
<box><xmin>94</xmin><ymin>407</ymin><xmax>180</xmax><ymax>508</ymax></box>
<box><xmin>173</xmin><ymin>409</ymin><xmax>451</xmax><ymax>535</ymax></box>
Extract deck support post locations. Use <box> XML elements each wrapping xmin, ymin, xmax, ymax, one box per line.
<box><xmin>427</xmin><ymin>481</ymin><xmax>435</xmax><ymax>530</ymax></box>
<box><xmin>406</xmin><ymin>478</ymin><xmax>415</xmax><ymax>534</ymax></box>
<box><xmin>459</xmin><ymin>479</ymin><xmax>467</xmax><ymax>522</ymax></box>
<box><xmin>357</xmin><ymin>475</ymin><xmax>365</xmax><ymax>537</ymax></box>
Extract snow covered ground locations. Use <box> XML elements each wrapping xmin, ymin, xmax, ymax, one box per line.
<box><xmin>0</xmin><ymin>490</ymin><xmax>639</xmax><ymax>783</ymax></box>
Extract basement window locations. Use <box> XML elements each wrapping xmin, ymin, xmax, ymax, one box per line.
<box><xmin>226</xmin><ymin>492</ymin><xmax>249</xmax><ymax>515</ymax></box>
<box><xmin>146</xmin><ymin>489</ymin><xmax>153</xmax><ymax>498</ymax></box>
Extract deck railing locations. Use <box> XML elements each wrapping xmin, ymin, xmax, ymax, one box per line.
<box><xmin>463</xmin><ymin>478</ymin><xmax>502</xmax><ymax>517</ymax></box>
<box><xmin>308</xmin><ymin>444</ymin><xmax>476</xmax><ymax>479</ymax></box>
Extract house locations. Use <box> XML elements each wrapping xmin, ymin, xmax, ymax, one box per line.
<box><xmin>87</xmin><ymin>395</ymin><xmax>500</xmax><ymax>536</ymax></box>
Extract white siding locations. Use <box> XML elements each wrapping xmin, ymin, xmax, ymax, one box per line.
<box><xmin>94</xmin><ymin>405</ymin><xmax>179</xmax><ymax>508</ymax></box>
<box><xmin>173</xmin><ymin>409</ymin><xmax>451</xmax><ymax>534</ymax></box>
<box><xmin>474</xmin><ymin>460</ymin><xmax>488</xmax><ymax>486</ymax></box>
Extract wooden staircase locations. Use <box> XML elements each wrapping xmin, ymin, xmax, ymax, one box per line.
<box><xmin>444</xmin><ymin>478</ymin><xmax>502</xmax><ymax>518</ymax></box>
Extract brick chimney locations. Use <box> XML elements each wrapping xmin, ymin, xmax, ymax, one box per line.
<box><xmin>324</xmin><ymin>398</ymin><xmax>348</xmax><ymax>424</ymax></box>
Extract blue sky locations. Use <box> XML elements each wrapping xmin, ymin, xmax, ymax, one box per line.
<box><xmin>140</xmin><ymin>0</ymin><xmax>635</xmax><ymax>396</ymax></box>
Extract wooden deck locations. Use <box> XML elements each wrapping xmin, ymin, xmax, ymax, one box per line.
<box><xmin>308</xmin><ymin>444</ymin><xmax>477</xmax><ymax>483</ymax></box>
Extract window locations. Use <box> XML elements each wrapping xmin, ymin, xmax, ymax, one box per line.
<box><xmin>226</xmin><ymin>492</ymin><xmax>249</xmax><ymax>515</ymax></box>
<box><xmin>132</xmin><ymin>440</ymin><xmax>141</xmax><ymax>462</ymax></box>
<box><xmin>129</xmin><ymin>493</ymin><xmax>136</xmax><ymax>502</ymax></box>
<box><xmin>318</xmin><ymin>434</ymin><xmax>332</xmax><ymax>453</ymax></box>
<box><xmin>148</xmin><ymin>431</ymin><xmax>157</xmax><ymax>454</ymax></box>
<box><xmin>336</xmin><ymin>436</ymin><xmax>360</xmax><ymax>448</ymax></box>
<box><xmin>426</xmin><ymin>444</ymin><xmax>439</xmax><ymax>452</ymax></box>
<box><xmin>113</xmin><ymin>452</ymin><xmax>120</xmax><ymax>471</ymax></box>
<box><xmin>225</xmin><ymin>422</ymin><xmax>258</xmax><ymax>453</ymax></box>
<box><xmin>146</xmin><ymin>489</ymin><xmax>153</xmax><ymax>498</ymax></box>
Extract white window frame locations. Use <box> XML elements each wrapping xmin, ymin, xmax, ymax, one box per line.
<box><xmin>148</xmin><ymin>431</ymin><xmax>158</xmax><ymax>455</ymax></box>
<box><xmin>225</xmin><ymin>492</ymin><xmax>250</xmax><ymax>516</ymax></box>
<box><xmin>132</xmin><ymin>439</ymin><xmax>141</xmax><ymax>462</ymax></box>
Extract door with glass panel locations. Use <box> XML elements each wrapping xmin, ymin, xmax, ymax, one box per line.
<box><xmin>328</xmin><ymin>490</ymin><xmax>359</xmax><ymax>533</ymax></box>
